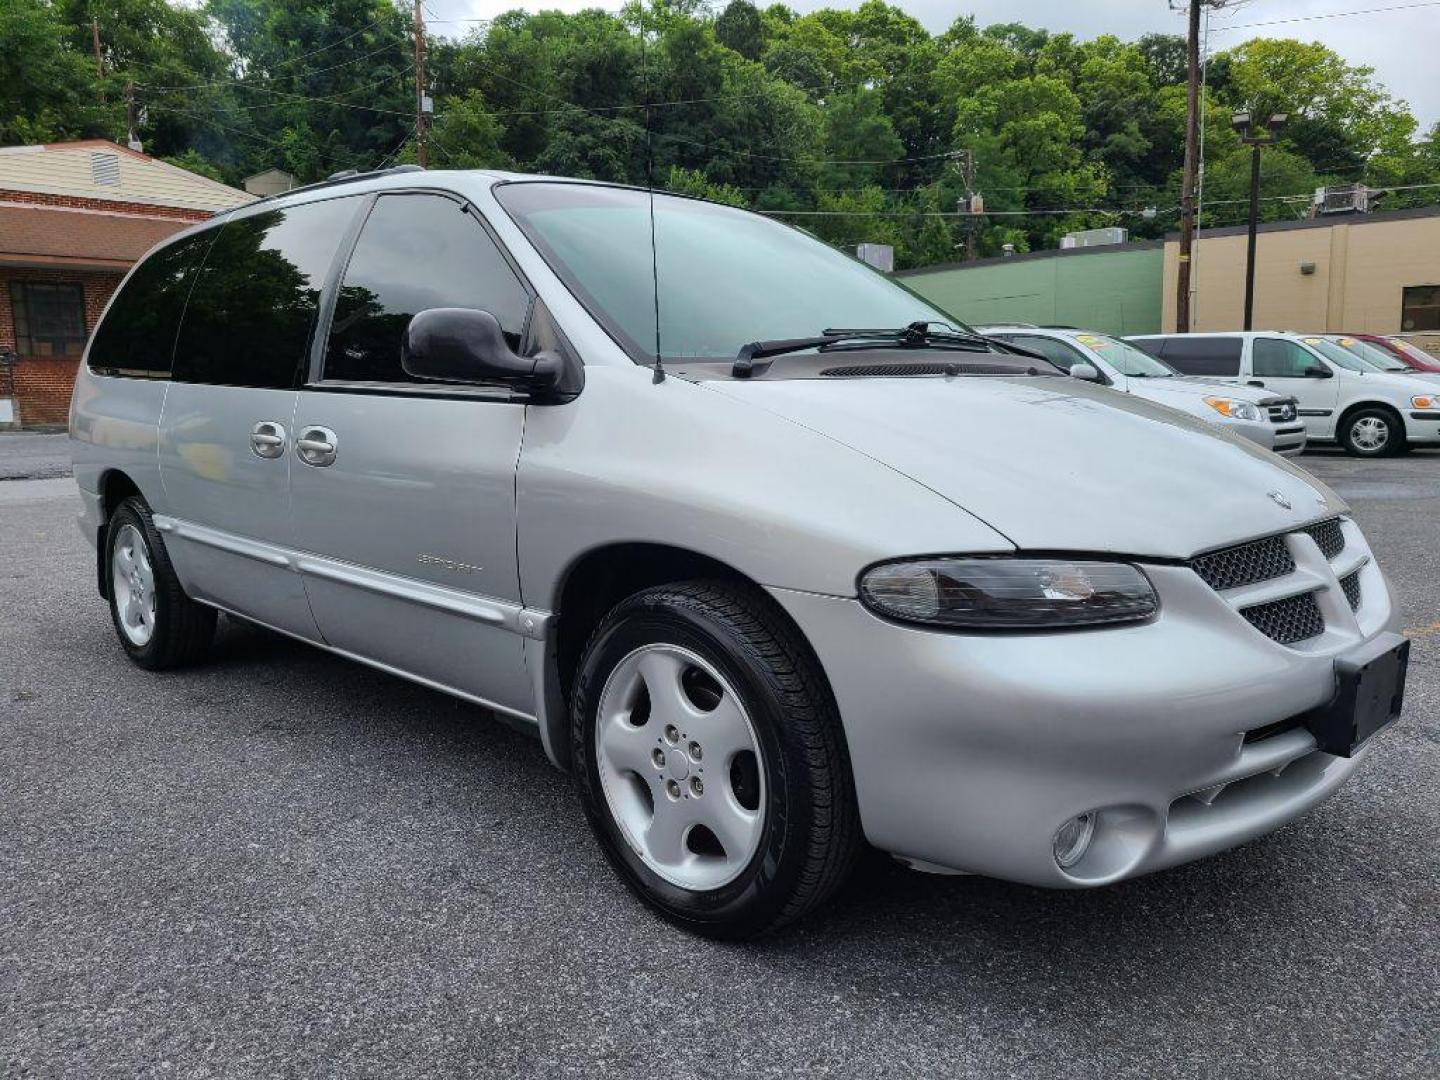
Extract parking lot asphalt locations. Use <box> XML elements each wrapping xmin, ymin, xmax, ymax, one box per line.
<box><xmin>0</xmin><ymin>433</ymin><xmax>71</xmax><ymax>481</ymax></box>
<box><xmin>2</xmin><ymin>445</ymin><xmax>1438</xmax><ymax>1079</ymax></box>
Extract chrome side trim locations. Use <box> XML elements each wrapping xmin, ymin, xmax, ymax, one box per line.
<box><xmin>153</xmin><ymin>514</ymin><xmax>557</xmax><ymax>636</ymax></box>
<box><xmin>152</xmin><ymin>514</ymin><xmax>294</xmax><ymax>568</ymax></box>
<box><xmin>293</xmin><ymin>556</ymin><xmax>510</xmax><ymax>624</ymax></box>
<box><xmin>194</xmin><ymin>598</ymin><xmax>542</xmax><ymax>731</ymax></box>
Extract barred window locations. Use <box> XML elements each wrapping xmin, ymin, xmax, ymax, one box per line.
<box><xmin>10</xmin><ymin>281</ymin><xmax>87</xmax><ymax>357</ymax></box>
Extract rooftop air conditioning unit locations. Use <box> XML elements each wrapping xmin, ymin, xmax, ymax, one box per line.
<box><xmin>1313</xmin><ymin>184</ymin><xmax>1373</xmax><ymax>215</ymax></box>
<box><xmin>855</xmin><ymin>243</ymin><xmax>894</xmax><ymax>272</ymax></box>
<box><xmin>1061</xmin><ymin>227</ymin><xmax>1128</xmax><ymax>249</ymax></box>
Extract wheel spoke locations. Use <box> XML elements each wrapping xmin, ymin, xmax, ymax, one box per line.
<box><xmin>637</xmin><ymin>650</ymin><xmax>703</xmax><ymax>727</ymax></box>
<box><xmin>598</xmin><ymin>710</ymin><xmax>659</xmax><ymax>778</ymax></box>
<box><xmin>644</xmin><ymin>800</ymin><xmax>698</xmax><ymax>866</ymax></box>
<box><xmin>694</xmin><ymin>691</ymin><xmax>755</xmax><ymax>765</ymax></box>
<box><xmin>135</xmin><ymin>545</ymin><xmax>153</xmax><ymax>587</ymax></box>
<box><xmin>114</xmin><ymin>544</ymin><xmax>135</xmax><ymax>577</ymax></box>
<box><xmin>698</xmin><ymin>796</ymin><xmax>763</xmax><ymax>862</ymax></box>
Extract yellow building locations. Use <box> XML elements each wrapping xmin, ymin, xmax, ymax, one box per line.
<box><xmin>1162</xmin><ymin>207</ymin><xmax>1440</xmax><ymax>341</ymax></box>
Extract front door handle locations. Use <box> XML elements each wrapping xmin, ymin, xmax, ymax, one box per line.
<box><xmin>1248</xmin><ymin>380</ymin><xmax>1266</xmax><ymax>388</ymax></box>
<box><xmin>296</xmin><ymin>425</ymin><xmax>338</xmax><ymax>467</ymax></box>
<box><xmin>250</xmin><ymin>420</ymin><xmax>287</xmax><ymax>459</ymax></box>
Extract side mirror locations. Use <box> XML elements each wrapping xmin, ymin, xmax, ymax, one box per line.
<box><xmin>1304</xmin><ymin>365</ymin><xmax>1333</xmax><ymax>379</ymax></box>
<box><xmin>403</xmin><ymin>307</ymin><xmax>577</xmax><ymax>401</ymax></box>
<box><xmin>1069</xmin><ymin>362</ymin><xmax>1102</xmax><ymax>382</ymax></box>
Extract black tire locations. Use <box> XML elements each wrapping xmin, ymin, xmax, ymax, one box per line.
<box><xmin>1339</xmin><ymin>406</ymin><xmax>1405</xmax><ymax>457</ymax></box>
<box><xmin>106</xmin><ymin>496</ymin><xmax>216</xmax><ymax>670</ymax></box>
<box><xmin>571</xmin><ymin>580</ymin><xmax>861</xmax><ymax>938</ymax></box>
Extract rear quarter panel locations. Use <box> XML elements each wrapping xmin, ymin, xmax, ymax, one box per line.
<box><xmin>69</xmin><ymin>365</ymin><xmax>168</xmax><ymax>540</ymax></box>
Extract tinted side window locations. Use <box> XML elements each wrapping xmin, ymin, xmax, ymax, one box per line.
<box><xmin>324</xmin><ymin>194</ymin><xmax>530</xmax><ymax>383</ymax></box>
<box><xmin>88</xmin><ymin>232</ymin><xmax>213</xmax><ymax>376</ymax></box>
<box><xmin>173</xmin><ymin>198</ymin><xmax>358</xmax><ymax>388</ymax></box>
<box><xmin>1252</xmin><ymin>338</ymin><xmax>1317</xmax><ymax>378</ymax></box>
<box><xmin>1159</xmin><ymin>337</ymin><xmax>1242</xmax><ymax>377</ymax></box>
<box><xmin>1127</xmin><ymin>337</ymin><xmax>1165</xmax><ymax>358</ymax></box>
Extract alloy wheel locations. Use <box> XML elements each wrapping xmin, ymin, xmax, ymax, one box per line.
<box><xmin>594</xmin><ymin>644</ymin><xmax>766</xmax><ymax>891</ymax></box>
<box><xmin>112</xmin><ymin>523</ymin><xmax>157</xmax><ymax>646</ymax></box>
<box><xmin>1350</xmin><ymin>415</ymin><xmax>1390</xmax><ymax>453</ymax></box>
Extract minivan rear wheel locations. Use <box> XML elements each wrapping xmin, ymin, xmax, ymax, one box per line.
<box><xmin>106</xmin><ymin>497</ymin><xmax>216</xmax><ymax>669</ymax></box>
<box><xmin>1340</xmin><ymin>406</ymin><xmax>1403</xmax><ymax>457</ymax></box>
<box><xmin>571</xmin><ymin>580</ymin><xmax>860</xmax><ymax>938</ymax></box>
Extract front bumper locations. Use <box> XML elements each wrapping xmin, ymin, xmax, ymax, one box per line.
<box><xmin>765</xmin><ymin>543</ymin><xmax>1399</xmax><ymax>888</ymax></box>
<box><xmin>1221</xmin><ymin>415</ymin><xmax>1307</xmax><ymax>456</ymax></box>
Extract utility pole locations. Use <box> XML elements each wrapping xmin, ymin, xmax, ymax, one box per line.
<box><xmin>125</xmin><ymin>81</ymin><xmax>141</xmax><ymax>152</ymax></box>
<box><xmin>1233</xmin><ymin>111</ymin><xmax>1287</xmax><ymax>331</ymax></box>
<box><xmin>91</xmin><ymin>17</ymin><xmax>104</xmax><ymax>80</ymax></box>
<box><xmin>952</xmin><ymin>149</ymin><xmax>981</xmax><ymax>261</ymax></box>
<box><xmin>414</xmin><ymin>0</ymin><xmax>428</xmax><ymax>168</ymax></box>
<box><xmin>1175</xmin><ymin>0</ymin><xmax>1202</xmax><ymax>333</ymax></box>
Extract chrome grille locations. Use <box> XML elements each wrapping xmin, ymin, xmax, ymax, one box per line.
<box><xmin>1265</xmin><ymin>400</ymin><xmax>1298</xmax><ymax>423</ymax></box>
<box><xmin>1190</xmin><ymin>535</ymin><xmax>1295</xmax><ymax>591</ymax></box>
<box><xmin>1340</xmin><ymin>569</ymin><xmax>1362</xmax><ymax>611</ymax></box>
<box><xmin>1303</xmin><ymin>518</ymin><xmax>1345</xmax><ymax>560</ymax></box>
<box><xmin>1240</xmin><ymin>592</ymin><xmax>1325</xmax><ymax>645</ymax></box>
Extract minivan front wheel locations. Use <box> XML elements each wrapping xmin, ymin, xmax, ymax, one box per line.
<box><xmin>106</xmin><ymin>497</ymin><xmax>216</xmax><ymax>669</ymax></box>
<box><xmin>571</xmin><ymin>581</ymin><xmax>860</xmax><ymax>938</ymax></box>
<box><xmin>1341</xmin><ymin>407</ymin><xmax>1403</xmax><ymax>457</ymax></box>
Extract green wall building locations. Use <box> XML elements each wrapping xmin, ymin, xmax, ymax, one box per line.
<box><xmin>894</xmin><ymin>241</ymin><xmax>1165</xmax><ymax>335</ymax></box>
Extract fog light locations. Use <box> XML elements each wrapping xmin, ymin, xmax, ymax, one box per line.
<box><xmin>1053</xmin><ymin>812</ymin><xmax>1096</xmax><ymax>869</ymax></box>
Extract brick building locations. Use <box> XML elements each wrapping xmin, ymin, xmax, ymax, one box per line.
<box><xmin>0</xmin><ymin>141</ymin><xmax>252</xmax><ymax>427</ymax></box>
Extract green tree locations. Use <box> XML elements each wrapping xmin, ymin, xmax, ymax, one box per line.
<box><xmin>716</xmin><ymin>0</ymin><xmax>765</xmax><ymax>62</ymax></box>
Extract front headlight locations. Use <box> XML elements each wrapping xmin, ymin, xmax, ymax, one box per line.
<box><xmin>1412</xmin><ymin>393</ymin><xmax>1439</xmax><ymax>409</ymax></box>
<box><xmin>1203</xmin><ymin>396</ymin><xmax>1261</xmax><ymax>421</ymax></box>
<box><xmin>858</xmin><ymin>558</ymin><xmax>1158</xmax><ymax>630</ymax></box>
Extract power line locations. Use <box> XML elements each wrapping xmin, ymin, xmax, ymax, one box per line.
<box><xmin>142</xmin><ymin>40</ymin><xmax>407</xmax><ymax>93</ymax></box>
<box><xmin>125</xmin><ymin>17</ymin><xmax>392</xmax><ymax>82</ymax></box>
<box><xmin>1214</xmin><ymin>1</ymin><xmax>1440</xmax><ymax>31</ymax></box>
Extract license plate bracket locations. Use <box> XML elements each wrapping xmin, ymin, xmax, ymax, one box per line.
<box><xmin>1306</xmin><ymin>632</ymin><xmax>1410</xmax><ymax>757</ymax></box>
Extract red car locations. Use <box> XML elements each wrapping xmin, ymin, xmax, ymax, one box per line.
<box><xmin>1349</xmin><ymin>333</ymin><xmax>1440</xmax><ymax>374</ymax></box>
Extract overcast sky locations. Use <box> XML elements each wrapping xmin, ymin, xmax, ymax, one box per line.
<box><xmin>425</xmin><ymin>0</ymin><xmax>1440</xmax><ymax>130</ymax></box>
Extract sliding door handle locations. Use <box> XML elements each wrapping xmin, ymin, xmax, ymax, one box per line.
<box><xmin>296</xmin><ymin>426</ymin><xmax>338</xmax><ymax>467</ymax></box>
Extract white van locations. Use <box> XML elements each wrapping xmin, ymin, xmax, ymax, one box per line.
<box><xmin>1129</xmin><ymin>331</ymin><xmax>1440</xmax><ymax>456</ymax></box>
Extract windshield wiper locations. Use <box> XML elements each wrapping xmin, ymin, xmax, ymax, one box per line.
<box><xmin>733</xmin><ymin>320</ymin><xmax>1045</xmax><ymax>377</ymax></box>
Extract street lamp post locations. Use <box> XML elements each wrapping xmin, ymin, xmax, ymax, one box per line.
<box><xmin>1232</xmin><ymin>111</ymin><xmax>1288</xmax><ymax>331</ymax></box>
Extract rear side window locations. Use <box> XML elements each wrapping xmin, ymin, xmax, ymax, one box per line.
<box><xmin>88</xmin><ymin>232</ymin><xmax>212</xmax><ymax>377</ymax></box>
<box><xmin>1253</xmin><ymin>338</ymin><xmax>1319</xmax><ymax>377</ymax></box>
<box><xmin>1157</xmin><ymin>337</ymin><xmax>1242</xmax><ymax>377</ymax></box>
<box><xmin>173</xmin><ymin>198</ymin><xmax>359</xmax><ymax>388</ymax></box>
<box><xmin>323</xmin><ymin>194</ymin><xmax>530</xmax><ymax>384</ymax></box>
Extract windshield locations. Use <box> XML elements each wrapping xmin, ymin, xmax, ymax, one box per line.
<box><xmin>1327</xmin><ymin>336</ymin><xmax>1411</xmax><ymax>372</ymax></box>
<box><xmin>496</xmin><ymin>182</ymin><xmax>959</xmax><ymax>362</ymax></box>
<box><xmin>1075</xmin><ymin>333</ymin><xmax>1178</xmax><ymax>377</ymax></box>
<box><xmin>1388</xmin><ymin>337</ymin><xmax>1440</xmax><ymax>371</ymax></box>
<box><xmin>1303</xmin><ymin>337</ymin><xmax>1377</xmax><ymax>372</ymax></box>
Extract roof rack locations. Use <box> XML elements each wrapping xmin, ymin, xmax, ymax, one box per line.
<box><xmin>243</xmin><ymin>164</ymin><xmax>427</xmax><ymax>208</ymax></box>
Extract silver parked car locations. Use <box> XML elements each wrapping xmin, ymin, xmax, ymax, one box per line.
<box><xmin>71</xmin><ymin>170</ymin><xmax>1409</xmax><ymax>937</ymax></box>
<box><xmin>983</xmin><ymin>326</ymin><xmax>1307</xmax><ymax>455</ymax></box>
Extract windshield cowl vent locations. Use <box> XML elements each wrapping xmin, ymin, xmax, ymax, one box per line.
<box><xmin>820</xmin><ymin>362</ymin><xmax>1030</xmax><ymax>378</ymax></box>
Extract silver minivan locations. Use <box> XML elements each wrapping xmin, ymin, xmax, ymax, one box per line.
<box><xmin>982</xmin><ymin>326</ymin><xmax>1307</xmax><ymax>455</ymax></box>
<box><xmin>71</xmin><ymin>170</ymin><xmax>1409</xmax><ymax>936</ymax></box>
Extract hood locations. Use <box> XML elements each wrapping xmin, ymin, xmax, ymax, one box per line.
<box><xmin>1136</xmin><ymin>377</ymin><xmax>1278</xmax><ymax>404</ymax></box>
<box><xmin>705</xmin><ymin>376</ymin><xmax>1343</xmax><ymax>559</ymax></box>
